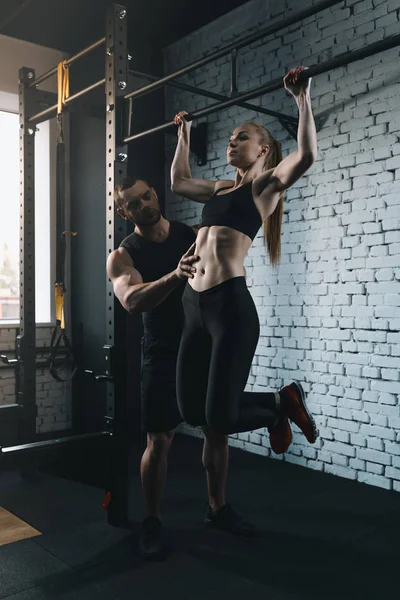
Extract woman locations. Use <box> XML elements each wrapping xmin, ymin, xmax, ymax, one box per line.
<box><xmin>171</xmin><ymin>67</ymin><xmax>318</xmax><ymax>454</ymax></box>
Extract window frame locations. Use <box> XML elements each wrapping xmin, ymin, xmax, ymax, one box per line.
<box><xmin>0</xmin><ymin>105</ymin><xmax>58</xmax><ymax>328</ymax></box>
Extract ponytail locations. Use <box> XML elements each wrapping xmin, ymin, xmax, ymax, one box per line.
<box><xmin>263</xmin><ymin>138</ymin><xmax>283</xmax><ymax>267</ymax></box>
<box><xmin>242</xmin><ymin>123</ymin><xmax>284</xmax><ymax>266</ymax></box>
<box><xmin>235</xmin><ymin>123</ymin><xmax>284</xmax><ymax>265</ymax></box>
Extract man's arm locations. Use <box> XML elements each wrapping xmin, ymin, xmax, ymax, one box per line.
<box><xmin>107</xmin><ymin>245</ymin><xmax>198</xmax><ymax>314</ymax></box>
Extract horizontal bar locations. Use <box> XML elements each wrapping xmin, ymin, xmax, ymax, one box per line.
<box><xmin>66</xmin><ymin>37</ymin><xmax>106</xmax><ymax>67</ymax></box>
<box><xmin>124</xmin><ymin>0</ymin><xmax>344</xmax><ymax>102</ymax></box>
<box><xmin>29</xmin><ymin>67</ymin><xmax>58</xmax><ymax>89</ymax></box>
<box><xmin>124</xmin><ymin>33</ymin><xmax>400</xmax><ymax>144</ymax></box>
<box><xmin>28</xmin><ymin>103</ymin><xmax>57</xmax><ymax>123</ymax></box>
<box><xmin>124</xmin><ymin>121</ymin><xmax>176</xmax><ymax>143</ymax></box>
<box><xmin>0</xmin><ymin>359</ymin><xmax>70</xmax><ymax>372</ymax></box>
<box><xmin>29</xmin><ymin>37</ymin><xmax>106</xmax><ymax>88</ymax></box>
<box><xmin>0</xmin><ymin>404</ymin><xmax>21</xmax><ymax>413</ymax></box>
<box><xmin>65</xmin><ymin>78</ymin><xmax>106</xmax><ymax>103</ymax></box>
<box><xmin>1</xmin><ymin>346</ymin><xmax>64</xmax><ymax>355</ymax></box>
<box><xmin>1</xmin><ymin>431</ymin><xmax>110</xmax><ymax>457</ymax></box>
<box><xmin>129</xmin><ymin>68</ymin><xmax>297</xmax><ymax>123</ymax></box>
<box><xmin>296</xmin><ymin>32</ymin><xmax>400</xmax><ymax>82</ymax></box>
<box><xmin>28</xmin><ymin>78</ymin><xmax>106</xmax><ymax>123</ymax></box>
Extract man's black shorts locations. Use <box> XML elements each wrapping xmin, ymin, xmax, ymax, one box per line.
<box><xmin>141</xmin><ymin>336</ymin><xmax>183</xmax><ymax>433</ymax></box>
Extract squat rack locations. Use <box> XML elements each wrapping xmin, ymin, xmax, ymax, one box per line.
<box><xmin>2</xmin><ymin>0</ymin><xmax>400</xmax><ymax>525</ymax></box>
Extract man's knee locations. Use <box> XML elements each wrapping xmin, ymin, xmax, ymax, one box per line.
<box><xmin>147</xmin><ymin>430</ymin><xmax>175</xmax><ymax>455</ymax></box>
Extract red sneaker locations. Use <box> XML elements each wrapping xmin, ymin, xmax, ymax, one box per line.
<box><xmin>279</xmin><ymin>381</ymin><xmax>318</xmax><ymax>444</ymax></box>
<box><xmin>268</xmin><ymin>417</ymin><xmax>292</xmax><ymax>454</ymax></box>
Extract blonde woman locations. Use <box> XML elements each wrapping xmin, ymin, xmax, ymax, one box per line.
<box><xmin>171</xmin><ymin>67</ymin><xmax>318</xmax><ymax>466</ymax></box>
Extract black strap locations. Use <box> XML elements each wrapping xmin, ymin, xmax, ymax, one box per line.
<box><xmin>56</xmin><ymin>132</ymin><xmax>66</xmax><ymax>284</ymax></box>
<box><xmin>49</xmin><ymin>114</ymin><xmax>77</xmax><ymax>383</ymax></box>
<box><xmin>49</xmin><ymin>326</ymin><xmax>78</xmax><ymax>382</ymax></box>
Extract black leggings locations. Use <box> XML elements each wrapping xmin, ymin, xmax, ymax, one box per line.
<box><xmin>176</xmin><ymin>276</ymin><xmax>277</xmax><ymax>435</ymax></box>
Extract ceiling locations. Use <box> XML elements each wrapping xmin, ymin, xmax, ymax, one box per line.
<box><xmin>0</xmin><ymin>0</ymin><xmax>252</xmax><ymax>54</ymax></box>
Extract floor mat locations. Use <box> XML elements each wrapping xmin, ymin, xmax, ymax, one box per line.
<box><xmin>0</xmin><ymin>506</ymin><xmax>41</xmax><ymax>547</ymax></box>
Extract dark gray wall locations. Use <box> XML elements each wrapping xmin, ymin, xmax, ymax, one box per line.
<box><xmin>70</xmin><ymin>113</ymin><xmax>108</xmax><ymax>432</ymax></box>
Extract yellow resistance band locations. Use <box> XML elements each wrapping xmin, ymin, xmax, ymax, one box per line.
<box><xmin>57</xmin><ymin>60</ymin><xmax>70</xmax><ymax>115</ymax></box>
<box><xmin>55</xmin><ymin>283</ymin><xmax>65</xmax><ymax>330</ymax></box>
<box><xmin>54</xmin><ymin>234</ymin><xmax>77</xmax><ymax>330</ymax></box>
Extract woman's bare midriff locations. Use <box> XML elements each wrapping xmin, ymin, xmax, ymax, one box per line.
<box><xmin>189</xmin><ymin>226</ymin><xmax>252</xmax><ymax>292</ymax></box>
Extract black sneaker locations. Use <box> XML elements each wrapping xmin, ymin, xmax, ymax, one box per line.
<box><xmin>204</xmin><ymin>503</ymin><xmax>258</xmax><ymax>537</ymax></box>
<box><xmin>138</xmin><ymin>516</ymin><xmax>166</xmax><ymax>560</ymax></box>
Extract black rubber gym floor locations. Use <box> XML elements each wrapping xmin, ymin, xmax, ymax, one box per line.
<box><xmin>0</xmin><ymin>433</ymin><xmax>398</xmax><ymax>600</ymax></box>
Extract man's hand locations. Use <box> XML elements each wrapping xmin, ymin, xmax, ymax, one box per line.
<box><xmin>176</xmin><ymin>242</ymin><xmax>200</xmax><ymax>280</ymax></box>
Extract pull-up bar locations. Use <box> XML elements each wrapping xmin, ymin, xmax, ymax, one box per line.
<box><xmin>0</xmin><ymin>431</ymin><xmax>110</xmax><ymax>457</ymax></box>
<box><xmin>124</xmin><ymin>0</ymin><xmax>345</xmax><ymax>102</ymax></box>
<box><xmin>124</xmin><ymin>33</ymin><xmax>400</xmax><ymax>144</ymax></box>
<box><xmin>29</xmin><ymin>37</ymin><xmax>106</xmax><ymax>88</ymax></box>
<box><xmin>28</xmin><ymin>78</ymin><xmax>106</xmax><ymax>123</ymax></box>
<box><xmin>129</xmin><ymin>68</ymin><xmax>298</xmax><ymax>124</ymax></box>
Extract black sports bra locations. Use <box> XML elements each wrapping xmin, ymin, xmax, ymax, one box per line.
<box><xmin>199</xmin><ymin>181</ymin><xmax>262</xmax><ymax>241</ymax></box>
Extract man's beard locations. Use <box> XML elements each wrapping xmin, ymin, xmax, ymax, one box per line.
<box><xmin>136</xmin><ymin>209</ymin><xmax>161</xmax><ymax>226</ymax></box>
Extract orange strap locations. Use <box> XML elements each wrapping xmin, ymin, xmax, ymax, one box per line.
<box><xmin>57</xmin><ymin>60</ymin><xmax>70</xmax><ymax>115</ymax></box>
<box><xmin>55</xmin><ymin>283</ymin><xmax>65</xmax><ymax>330</ymax></box>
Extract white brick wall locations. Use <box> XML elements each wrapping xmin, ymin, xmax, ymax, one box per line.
<box><xmin>0</xmin><ymin>326</ymin><xmax>71</xmax><ymax>435</ymax></box>
<box><xmin>164</xmin><ymin>0</ymin><xmax>400</xmax><ymax>490</ymax></box>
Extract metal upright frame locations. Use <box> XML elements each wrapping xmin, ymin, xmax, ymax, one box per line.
<box><xmin>17</xmin><ymin>68</ymin><xmax>38</xmax><ymax>444</ymax></box>
<box><xmin>0</xmin><ymin>10</ymin><xmax>122</xmax><ymax>518</ymax></box>
<box><xmin>103</xmin><ymin>2</ymin><xmax>129</xmax><ymax>526</ymax></box>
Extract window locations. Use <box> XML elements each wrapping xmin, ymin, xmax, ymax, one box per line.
<box><xmin>0</xmin><ymin>110</ymin><xmax>52</xmax><ymax>324</ymax></box>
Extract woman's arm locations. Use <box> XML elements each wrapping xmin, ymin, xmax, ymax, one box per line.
<box><xmin>253</xmin><ymin>67</ymin><xmax>317</xmax><ymax>217</ymax></box>
<box><xmin>170</xmin><ymin>111</ymin><xmax>231</xmax><ymax>203</ymax></box>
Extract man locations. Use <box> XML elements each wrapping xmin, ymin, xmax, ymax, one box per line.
<box><xmin>107</xmin><ymin>177</ymin><xmax>256</xmax><ymax>560</ymax></box>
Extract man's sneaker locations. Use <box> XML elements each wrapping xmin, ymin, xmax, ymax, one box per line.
<box><xmin>268</xmin><ymin>416</ymin><xmax>292</xmax><ymax>454</ymax></box>
<box><xmin>205</xmin><ymin>503</ymin><xmax>258</xmax><ymax>537</ymax></box>
<box><xmin>138</xmin><ymin>516</ymin><xmax>166</xmax><ymax>560</ymax></box>
<box><xmin>279</xmin><ymin>381</ymin><xmax>318</xmax><ymax>444</ymax></box>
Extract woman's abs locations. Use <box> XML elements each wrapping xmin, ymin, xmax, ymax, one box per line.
<box><xmin>190</xmin><ymin>226</ymin><xmax>251</xmax><ymax>292</ymax></box>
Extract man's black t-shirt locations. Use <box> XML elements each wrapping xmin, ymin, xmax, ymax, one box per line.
<box><xmin>119</xmin><ymin>221</ymin><xmax>196</xmax><ymax>348</ymax></box>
